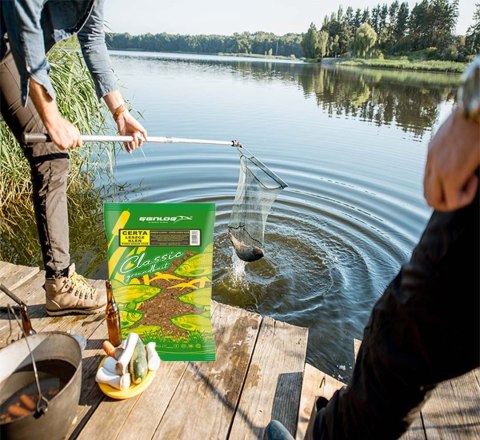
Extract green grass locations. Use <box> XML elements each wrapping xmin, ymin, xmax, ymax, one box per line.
<box><xmin>336</xmin><ymin>57</ymin><xmax>467</xmax><ymax>74</ymax></box>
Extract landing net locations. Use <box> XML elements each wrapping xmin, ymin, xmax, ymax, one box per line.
<box><xmin>228</xmin><ymin>147</ymin><xmax>287</xmax><ymax>262</ymax></box>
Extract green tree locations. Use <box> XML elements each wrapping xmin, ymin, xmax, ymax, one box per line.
<box><xmin>318</xmin><ymin>31</ymin><xmax>329</xmax><ymax>58</ymax></box>
<box><xmin>466</xmin><ymin>3</ymin><xmax>480</xmax><ymax>55</ymax></box>
<box><xmin>394</xmin><ymin>2</ymin><xmax>410</xmax><ymax>40</ymax></box>
<box><xmin>351</xmin><ymin>23</ymin><xmax>378</xmax><ymax>58</ymax></box>
<box><xmin>409</xmin><ymin>0</ymin><xmax>458</xmax><ymax>51</ymax></box>
<box><xmin>302</xmin><ymin>23</ymin><xmax>319</xmax><ymax>58</ymax></box>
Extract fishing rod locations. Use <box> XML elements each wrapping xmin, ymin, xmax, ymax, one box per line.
<box><xmin>22</xmin><ymin>133</ymin><xmax>288</xmax><ymax>188</ymax></box>
<box><xmin>23</xmin><ymin>133</ymin><xmax>241</xmax><ymax>147</ymax></box>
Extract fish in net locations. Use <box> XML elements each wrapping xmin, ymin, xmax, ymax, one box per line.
<box><xmin>228</xmin><ymin>147</ymin><xmax>287</xmax><ymax>262</ymax></box>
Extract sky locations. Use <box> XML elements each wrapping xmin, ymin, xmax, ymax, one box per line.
<box><xmin>104</xmin><ymin>0</ymin><xmax>476</xmax><ymax>37</ymax></box>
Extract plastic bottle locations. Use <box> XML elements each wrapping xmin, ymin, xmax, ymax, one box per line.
<box><xmin>105</xmin><ymin>281</ymin><xmax>122</xmax><ymax>347</ymax></box>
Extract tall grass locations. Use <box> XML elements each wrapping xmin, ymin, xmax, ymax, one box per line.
<box><xmin>0</xmin><ymin>38</ymin><xmax>120</xmax><ymax>272</ymax></box>
<box><xmin>336</xmin><ymin>58</ymin><xmax>467</xmax><ymax>74</ymax></box>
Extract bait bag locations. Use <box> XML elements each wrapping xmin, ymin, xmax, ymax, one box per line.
<box><xmin>104</xmin><ymin>202</ymin><xmax>216</xmax><ymax>361</ymax></box>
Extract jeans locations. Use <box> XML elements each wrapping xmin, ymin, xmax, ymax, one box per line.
<box><xmin>311</xmin><ymin>183</ymin><xmax>480</xmax><ymax>439</ymax></box>
<box><xmin>0</xmin><ymin>49</ymin><xmax>70</xmax><ymax>278</ymax></box>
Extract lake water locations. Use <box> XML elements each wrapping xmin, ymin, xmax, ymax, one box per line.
<box><xmin>103</xmin><ymin>51</ymin><xmax>460</xmax><ymax>380</ymax></box>
<box><xmin>6</xmin><ymin>50</ymin><xmax>460</xmax><ymax>381</ymax></box>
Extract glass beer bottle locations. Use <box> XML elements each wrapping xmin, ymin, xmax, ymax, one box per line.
<box><xmin>105</xmin><ymin>281</ymin><xmax>122</xmax><ymax>347</ymax></box>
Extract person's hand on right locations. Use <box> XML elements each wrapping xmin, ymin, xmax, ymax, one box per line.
<box><xmin>423</xmin><ymin>110</ymin><xmax>480</xmax><ymax>212</ymax></box>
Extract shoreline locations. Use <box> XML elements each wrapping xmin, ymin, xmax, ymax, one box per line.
<box><xmin>107</xmin><ymin>48</ymin><xmax>466</xmax><ymax>74</ymax></box>
<box><xmin>318</xmin><ymin>57</ymin><xmax>466</xmax><ymax>74</ymax></box>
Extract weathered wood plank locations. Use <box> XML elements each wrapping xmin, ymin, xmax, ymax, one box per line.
<box><xmin>0</xmin><ymin>271</ymin><xmax>48</xmax><ymax>345</ymax></box>
<box><xmin>0</xmin><ymin>262</ymin><xmax>39</xmax><ymax>291</ymax></box>
<box><xmin>67</xmin><ymin>319</ymin><xmax>110</xmax><ymax>438</ymax></box>
<box><xmin>229</xmin><ymin>317</ymin><xmax>308</xmax><ymax>440</ymax></box>
<box><xmin>78</xmin><ymin>302</ymin><xmax>224</xmax><ymax>440</ymax></box>
<box><xmin>353</xmin><ymin>338</ymin><xmax>362</xmax><ymax>360</ymax></box>
<box><xmin>296</xmin><ymin>363</ymin><xmax>345</xmax><ymax>440</ymax></box>
<box><xmin>421</xmin><ymin>369</ymin><xmax>480</xmax><ymax>439</ymax></box>
<box><xmin>150</xmin><ymin>303</ymin><xmax>262</xmax><ymax>440</ymax></box>
<box><xmin>0</xmin><ymin>261</ymin><xmax>14</xmax><ymax>278</ymax></box>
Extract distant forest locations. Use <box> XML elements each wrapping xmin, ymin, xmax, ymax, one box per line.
<box><xmin>106</xmin><ymin>0</ymin><xmax>479</xmax><ymax>61</ymax></box>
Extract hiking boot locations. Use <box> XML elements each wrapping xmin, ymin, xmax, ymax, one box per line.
<box><xmin>45</xmin><ymin>263</ymin><xmax>106</xmax><ymax>316</ymax></box>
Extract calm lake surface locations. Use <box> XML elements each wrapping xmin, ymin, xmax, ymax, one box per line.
<box><xmin>100</xmin><ymin>51</ymin><xmax>459</xmax><ymax>380</ymax></box>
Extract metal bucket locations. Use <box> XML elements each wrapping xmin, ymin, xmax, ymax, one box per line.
<box><xmin>0</xmin><ymin>332</ymin><xmax>82</xmax><ymax>440</ymax></box>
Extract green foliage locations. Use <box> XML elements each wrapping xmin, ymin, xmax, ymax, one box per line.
<box><xmin>312</xmin><ymin>0</ymin><xmax>469</xmax><ymax>61</ymax></box>
<box><xmin>351</xmin><ymin>24</ymin><xmax>378</xmax><ymax>58</ymax></box>
<box><xmin>107</xmin><ymin>31</ymin><xmax>304</xmax><ymax>59</ymax></box>
<box><xmin>466</xmin><ymin>3</ymin><xmax>480</xmax><ymax>54</ymax></box>
<box><xmin>302</xmin><ymin>23</ymin><xmax>319</xmax><ymax>58</ymax></box>
<box><xmin>317</xmin><ymin>31</ymin><xmax>329</xmax><ymax>59</ymax></box>
<box><xmin>409</xmin><ymin>0</ymin><xmax>459</xmax><ymax>52</ymax></box>
<box><xmin>338</xmin><ymin>57</ymin><xmax>467</xmax><ymax>73</ymax></box>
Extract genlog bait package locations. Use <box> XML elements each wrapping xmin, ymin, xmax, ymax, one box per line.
<box><xmin>104</xmin><ymin>203</ymin><xmax>216</xmax><ymax>361</ymax></box>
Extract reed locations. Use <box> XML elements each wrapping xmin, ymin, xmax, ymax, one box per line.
<box><xmin>0</xmin><ymin>38</ymin><xmax>120</xmax><ymax>270</ymax></box>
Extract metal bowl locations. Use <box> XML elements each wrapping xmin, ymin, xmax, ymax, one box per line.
<box><xmin>0</xmin><ymin>332</ymin><xmax>82</xmax><ymax>440</ymax></box>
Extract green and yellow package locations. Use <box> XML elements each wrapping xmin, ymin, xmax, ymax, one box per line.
<box><xmin>104</xmin><ymin>203</ymin><xmax>216</xmax><ymax>361</ymax></box>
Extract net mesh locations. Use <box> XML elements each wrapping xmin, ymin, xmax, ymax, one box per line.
<box><xmin>228</xmin><ymin>148</ymin><xmax>287</xmax><ymax>262</ymax></box>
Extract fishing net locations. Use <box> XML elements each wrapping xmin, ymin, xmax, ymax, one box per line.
<box><xmin>228</xmin><ymin>147</ymin><xmax>287</xmax><ymax>262</ymax></box>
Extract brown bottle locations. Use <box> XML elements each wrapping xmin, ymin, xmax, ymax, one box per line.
<box><xmin>105</xmin><ymin>281</ymin><xmax>122</xmax><ymax>347</ymax></box>
<box><xmin>20</xmin><ymin>304</ymin><xmax>36</xmax><ymax>336</ymax></box>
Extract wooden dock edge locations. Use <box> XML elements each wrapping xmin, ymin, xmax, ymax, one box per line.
<box><xmin>296</xmin><ymin>363</ymin><xmax>345</xmax><ymax>440</ymax></box>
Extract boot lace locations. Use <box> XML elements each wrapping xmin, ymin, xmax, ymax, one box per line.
<box><xmin>64</xmin><ymin>273</ymin><xmax>95</xmax><ymax>300</ymax></box>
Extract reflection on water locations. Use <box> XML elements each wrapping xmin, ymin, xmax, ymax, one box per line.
<box><xmin>299</xmin><ymin>66</ymin><xmax>457</xmax><ymax>137</ymax></box>
<box><xmin>2</xmin><ymin>51</ymin><xmax>459</xmax><ymax>380</ymax></box>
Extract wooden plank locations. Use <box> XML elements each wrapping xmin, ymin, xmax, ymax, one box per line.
<box><xmin>67</xmin><ymin>318</ymin><xmax>111</xmax><ymax>438</ymax></box>
<box><xmin>353</xmin><ymin>339</ymin><xmax>362</xmax><ymax>360</ymax></box>
<box><xmin>0</xmin><ymin>271</ymin><xmax>47</xmax><ymax>345</ymax></box>
<box><xmin>421</xmin><ymin>369</ymin><xmax>480</xmax><ymax>439</ymax></box>
<box><xmin>0</xmin><ymin>261</ymin><xmax>14</xmax><ymax>278</ymax></box>
<box><xmin>0</xmin><ymin>262</ymin><xmax>39</xmax><ymax>290</ymax></box>
<box><xmin>400</xmin><ymin>415</ymin><xmax>426</xmax><ymax>440</ymax></box>
<box><xmin>296</xmin><ymin>363</ymin><xmax>345</xmax><ymax>440</ymax></box>
<box><xmin>77</xmin><ymin>301</ymin><xmax>224</xmax><ymax>440</ymax></box>
<box><xmin>229</xmin><ymin>317</ymin><xmax>308</xmax><ymax>440</ymax></box>
<box><xmin>149</xmin><ymin>303</ymin><xmax>263</xmax><ymax>440</ymax></box>
<box><xmin>0</xmin><ymin>278</ymin><xmax>106</xmax><ymax>347</ymax></box>
<box><xmin>77</xmin><ymin>301</ymin><xmax>243</xmax><ymax>440</ymax></box>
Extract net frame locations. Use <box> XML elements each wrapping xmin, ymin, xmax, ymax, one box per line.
<box><xmin>228</xmin><ymin>146</ymin><xmax>287</xmax><ymax>258</ymax></box>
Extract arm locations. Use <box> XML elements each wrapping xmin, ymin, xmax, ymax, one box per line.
<box><xmin>78</xmin><ymin>0</ymin><xmax>147</xmax><ymax>152</ymax></box>
<box><xmin>103</xmin><ymin>91</ymin><xmax>148</xmax><ymax>153</ymax></box>
<box><xmin>2</xmin><ymin>0</ymin><xmax>80</xmax><ymax>149</ymax></box>
<box><xmin>29</xmin><ymin>79</ymin><xmax>82</xmax><ymax>149</ymax></box>
<box><xmin>2</xmin><ymin>0</ymin><xmax>56</xmax><ymax>105</ymax></box>
<box><xmin>423</xmin><ymin>59</ymin><xmax>480</xmax><ymax>212</ymax></box>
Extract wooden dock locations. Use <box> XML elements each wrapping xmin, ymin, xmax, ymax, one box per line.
<box><xmin>0</xmin><ymin>261</ymin><xmax>479</xmax><ymax>439</ymax></box>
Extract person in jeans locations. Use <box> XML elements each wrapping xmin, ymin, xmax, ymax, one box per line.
<box><xmin>265</xmin><ymin>56</ymin><xmax>480</xmax><ymax>440</ymax></box>
<box><xmin>0</xmin><ymin>0</ymin><xmax>148</xmax><ymax>316</ymax></box>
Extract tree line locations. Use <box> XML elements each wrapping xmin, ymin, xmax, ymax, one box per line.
<box><xmin>303</xmin><ymin>0</ymin><xmax>479</xmax><ymax>61</ymax></box>
<box><xmin>106</xmin><ymin>32</ymin><xmax>303</xmax><ymax>58</ymax></box>
<box><xmin>106</xmin><ymin>1</ymin><xmax>479</xmax><ymax>61</ymax></box>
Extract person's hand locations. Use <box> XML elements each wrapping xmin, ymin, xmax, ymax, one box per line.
<box><xmin>424</xmin><ymin>110</ymin><xmax>480</xmax><ymax>211</ymax></box>
<box><xmin>44</xmin><ymin>114</ymin><xmax>83</xmax><ymax>150</ymax></box>
<box><xmin>115</xmin><ymin>111</ymin><xmax>148</xmax><ymax>153</ymax></box>
<box><xmin>28</xmin><ymin>78</ymin><xmax>82</xmax><ymax>150</ymax></box>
